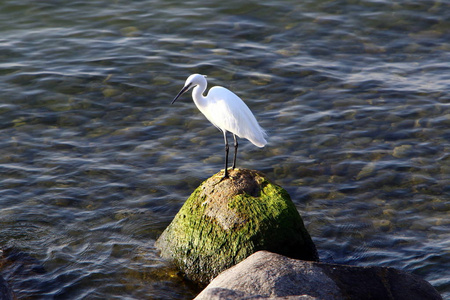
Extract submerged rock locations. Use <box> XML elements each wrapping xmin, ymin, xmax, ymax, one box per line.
<box><xmin>195</xmin><ymin>251</ymin><xmax>443</xmax><ymax>300</ymax></box>
<box><xmin>156</xmin><ymin>169</ymin><xmax>318</xmax><ymax>285</ymax></box>
<box><xmin>0</xmin><ymin>247</ymin><xmax>47</xmax><ymax>299</ymax></box>
<box><xmin>0</xmin><ymin>275</ymin><xmax>14</xmax><ymax>300</ymax></box>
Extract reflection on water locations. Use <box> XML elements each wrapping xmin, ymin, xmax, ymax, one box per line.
<box><xmin>0</xmin><ymin>0</ymin><xmax>449</xmax><ymax>298</ymax></box>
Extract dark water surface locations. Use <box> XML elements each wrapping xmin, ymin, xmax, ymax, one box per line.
<box><xmin>0</xmin><ymin>0</ymin><xmax>449</xmax><ymax>299</ymax></box>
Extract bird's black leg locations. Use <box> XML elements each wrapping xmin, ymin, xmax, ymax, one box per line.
<box><xmin>232</xmin><ymin>134</ymin><xmax>238</xmax><ymax>169</ymax></box>
<box><xmin>223</xmin><ymin>131</ymin><xmax>229</xmax><ymax>179</ymax></box>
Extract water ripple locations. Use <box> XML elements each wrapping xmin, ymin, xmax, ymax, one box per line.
<box><xmin>0</xmin><ymin>0</ymin><xmax>449</xmax><ymax>298</ymax></box>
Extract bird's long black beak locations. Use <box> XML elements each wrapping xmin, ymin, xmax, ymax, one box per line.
<box><xmin>171</xmin><ymin>83</ymin><xmax>192</xmax><ymax>105</ymax></box>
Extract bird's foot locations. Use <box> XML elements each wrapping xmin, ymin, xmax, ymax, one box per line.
<box><xmin>214</xmin><ymin>169</ymin><xmax>230</xmax><ymax>185</ymax></box>
<box><xmin>221</xmin><ymin>171</ymin><xmax>229</xmax><ymax>180</ymax></box>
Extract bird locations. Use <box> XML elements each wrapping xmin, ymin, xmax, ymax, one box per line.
<box><xmin>171</xmin><ymin>74</ymin><xmax>267</xmax><ymax>179</ymax></box>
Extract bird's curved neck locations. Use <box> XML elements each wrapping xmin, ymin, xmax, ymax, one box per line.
<box><xmin>192</xmin><ymin>84</ymin><xmax>207</xmax><ymax>107</ymax></box>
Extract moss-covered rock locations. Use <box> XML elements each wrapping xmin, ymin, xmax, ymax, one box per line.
<box><xmin>155</xmin><ymin>168</ymin><xmax>318</xmax><ymax>285</ymax></box>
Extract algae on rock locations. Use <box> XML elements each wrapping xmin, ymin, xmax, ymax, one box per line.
<box><xmin>155</xmin><ymin>168</ymin><xmax>318</xmax><ymax>285</ymax></box>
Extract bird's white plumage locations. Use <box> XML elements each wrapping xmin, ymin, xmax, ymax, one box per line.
<box><xmin>180</xmin><ymin>74</ymin><xmax>267</xmax><ymax>147</ymax></box>
<box><xmin>197</xmin><ymin>86</ymin><xmax>267</xmax><ymax>147</ymax></box>
<box><xmin>171</xmin><ymin>73</ymin><xmax>267</xmax><ymax>178</ymax></box>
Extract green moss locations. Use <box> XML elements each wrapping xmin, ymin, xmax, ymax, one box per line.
<box><xmin>156</xmin><ymin>169</ymin><xmax>318</xmax><ymax>285</ymax></box>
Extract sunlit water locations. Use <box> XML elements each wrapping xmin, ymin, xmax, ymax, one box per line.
<box><xmin>0</xmin><ymin>0</ymin><xmax>449</xmax><ymax>299</ymax></box>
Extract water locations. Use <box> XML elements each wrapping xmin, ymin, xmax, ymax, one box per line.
<box><xmin>0</xmin><ymin>0</ymin><xmax>449</xmax><ymax>298</ymax></box>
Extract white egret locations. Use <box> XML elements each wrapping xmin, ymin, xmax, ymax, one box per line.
<box><xmin>172</xmin><ymin>74</ymin><xmax>267</xmax><ymax>179</ymax></box>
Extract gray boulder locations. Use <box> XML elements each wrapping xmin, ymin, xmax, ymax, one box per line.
<box><xmin>195</xmin><ymin>251</ymin><xmax>442</xmax><ymax>300</ymax></box>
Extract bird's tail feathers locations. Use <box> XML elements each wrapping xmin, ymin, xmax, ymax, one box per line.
<box><xmin>248</xmin><ymin>125</ymin><xmax>267</xmax><ymax>148</ymax></box>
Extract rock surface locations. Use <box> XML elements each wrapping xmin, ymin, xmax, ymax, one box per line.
<box><xmin>195</xmin><ymin>251</ymin><xmax>443</xmax><ymax>300</ymax></box>
<box><xmin>156</xmin><ymin>169</ymin><xmax>318</xmax><ymax>285</ymax></box>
